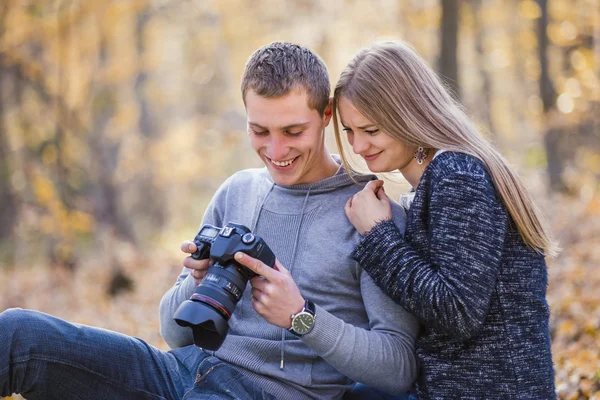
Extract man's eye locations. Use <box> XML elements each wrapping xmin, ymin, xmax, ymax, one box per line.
<box><xmin>252</xmin><ymin>130</ymin><xmax>268</xmax><ymax>136</ymax></box>
<box><xmin>284</xmin><ymin>129</ymin><xmax>303</xmax><ymax>137</ymax></box>
<box><xmin>365</xmin><ymin>129</ymin><xmax>379</xmax><ymax>135</ymax></box>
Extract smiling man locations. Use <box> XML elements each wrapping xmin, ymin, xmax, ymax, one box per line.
<box><xmin>0</xmin><ymin>42</ymin><xmax>417</xmax><ymax>400</ymax></box>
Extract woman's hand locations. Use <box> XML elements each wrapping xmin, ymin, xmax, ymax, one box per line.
<box><xmin>345</xmin><ymin>180</ymin><xmax>392</xmax><ymax>235</ymax></box>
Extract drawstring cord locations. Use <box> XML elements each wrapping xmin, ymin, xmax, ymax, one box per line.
<box><xmin>251</xmin><ymin>180</ymin><xmax>274</xmax><ymax>231</ymax></box>
<box><xmin>280</xmin><ymin>187</ymin><xmax>311</xmax><ymax>369</ymax></box>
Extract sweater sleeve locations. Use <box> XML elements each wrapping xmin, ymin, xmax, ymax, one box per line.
<box><xmin>300</xmin><ymin>273</ymin><xmax>419</xmax><ymax>395</ymax></box>
<box><xmin>300</xmin><ymin>203</ymin><xmax>419</xmax><ymax>395</ymax></box>
<box><xmin>159</xmin><ymin>180</ymin><xmax>227</xmax><ymax>349</ymax></box>
<box><xmin>352</xmin><ymin>171</ymin><xmax>507</xmax><ymax>340</ymax></box>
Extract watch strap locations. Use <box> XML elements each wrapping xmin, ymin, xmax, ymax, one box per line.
<box><xmin>302</xmin><ymin>300</ymin><xmax>316</xmax><ymax>316</ymax></box>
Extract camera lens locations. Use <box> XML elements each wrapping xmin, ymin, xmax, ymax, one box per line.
<box><xmin>173</xmin><ymin>222</ymin><xmax>275</xmax><ymax>351</ymax></box>
<box><xmin>173</xmin><ymin>262</ymin><xmax>248</xmax><ymax>350</ymax></box>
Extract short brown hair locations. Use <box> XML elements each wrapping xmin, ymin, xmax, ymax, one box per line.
<box><xmin>241</xmin><ymin>42</ymin><xmax>330</xmax><ymax>116</ymax></box>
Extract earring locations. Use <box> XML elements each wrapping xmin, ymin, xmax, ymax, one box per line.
<box><xmin>414</xmin><ymin>147</ymin><xmax>429</xmax><ymax>165</ymax></box>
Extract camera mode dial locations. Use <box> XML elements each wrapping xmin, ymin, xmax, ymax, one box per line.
<box><xmin>242</xmin><ymin>233</ymin><xmax>255</xmax><ymax>244</ymax></box>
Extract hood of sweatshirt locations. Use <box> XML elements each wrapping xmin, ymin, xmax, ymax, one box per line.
<box><xmin>266</xmin><ymin>155</ymin><xmax>376</xmax><ymax>192</ymax></box>
<box><xmin>247</xmin><ymin>155</ymin><xmax>376</xmax><ymax>229</ymax></box>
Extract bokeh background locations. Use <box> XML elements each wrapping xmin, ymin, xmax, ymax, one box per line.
<box><xmin>0</xmin><ymin>0</ymin><xmax>598</xmax><ymax>398</ymax></box>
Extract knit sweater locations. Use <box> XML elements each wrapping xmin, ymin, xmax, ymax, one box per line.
<box><xmin>352</xmin><ymin>151</ymin><xmax>555</xmax><ymax>399</ymax></box>
<box><xmin>159</xmin><ymin>157</ymin><xmax>419</xmax><ymax>399</ymax></box>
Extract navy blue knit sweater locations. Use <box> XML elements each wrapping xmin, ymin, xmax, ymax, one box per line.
<box><xmin>352</xmin><ymin>152</ymin><xmax>555</xmax><ymax>399</ymax></box>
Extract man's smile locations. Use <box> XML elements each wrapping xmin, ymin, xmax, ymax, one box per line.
<box><xmin>266</xmin><ymin>155</ymin><xmax>300</xmax><ymax>169</ymax></box>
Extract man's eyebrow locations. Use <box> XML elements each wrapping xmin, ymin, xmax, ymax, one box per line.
<box><xmin>281</xmin><ymin>122</ymin><xmax>310</xmax><ymax>130</ymax></box>
<box><xmin>248</xmin><ymin>122</ymin><xmax>267</xmax><ymax>130</ymax></box>
<box><xmin>248</xmin><ymin>121</ymin><xmax>311</xmax><ymax>131</ymax></box>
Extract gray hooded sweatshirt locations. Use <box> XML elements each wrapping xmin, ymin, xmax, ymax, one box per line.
<box><xmin>159</xmin><ymin>158</ymin><xmax>419</xmax><ymax>399</ymax></box>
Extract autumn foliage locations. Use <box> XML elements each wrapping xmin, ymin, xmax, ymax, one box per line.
<box><xmin>0</xmin><ymin>0</ymin><xmax>598</xmax><ymax>399</ymax></box>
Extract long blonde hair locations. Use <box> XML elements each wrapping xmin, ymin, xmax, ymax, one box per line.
<box><xmin>332</xmin><ymin>41</ymin><xmax>559</xmax><ymax>257</ymax></box>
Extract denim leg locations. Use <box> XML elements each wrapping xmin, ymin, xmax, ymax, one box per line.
<box><xmin>171</xmin><ymin>346</ymin><xmax>275</xmax><ymax>400</ymax></box>
<box><xmin>0</xmin><ymin>308</ymin><xmax>187</xmax><ymax>400</ymax></box>
<box><xmin>343</xmin><ymin>383</ymin><xmax>414</xmax><ymax>400</ymax></box>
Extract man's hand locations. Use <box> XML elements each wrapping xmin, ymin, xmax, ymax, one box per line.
<box><xmin>234</xmin><ymin>252</ymin><xmax>305</xmax><ymax>329</ymax></box>
<box><xmin>345</xmin><ymin>179</ymin><xmax>392</xmax><ymax>236</ymax></box>
<box><xmin>180</xmin><ymin>241</ymin><xmax>211</xmax><ymax>286</ymax></box>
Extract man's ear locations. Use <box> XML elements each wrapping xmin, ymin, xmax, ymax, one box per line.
<box><xmin>323</xmin><ymin>97</ymin><xmax>333</xmax><ymax>126</ymax></box>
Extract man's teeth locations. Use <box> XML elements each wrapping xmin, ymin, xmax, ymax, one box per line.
<box><xmin>272</xmin><ymin>158</ymin><xmax>295</xmax><ymax>167</ymax></box>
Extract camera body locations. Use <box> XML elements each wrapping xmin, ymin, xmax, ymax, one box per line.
<box><xmin>173</xmin><ymin>222</ymin><xmax>276</xmax><ymax>350</ymax></box>
<box><xmin>191</xmin><ymin>222</ymin><xmax>275</xmax><ymax>281</ymax></box>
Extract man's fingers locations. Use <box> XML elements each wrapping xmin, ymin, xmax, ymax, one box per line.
<box><xmin>250</xmin><ymin>293</ymin><xmax>265</xmax><ymax>315</ymax></box>
<box><xmin>235</xmin><ymin>252</ymin><xmax>275</xmax><ymax>280</ymax></box>
<box><xmin>181</xmin><ymin>241</ymin><xmax>197</xmax><ymax>254</ymax></box>
<box><xmin>273</xmin><ymin>259</ymin><xmax>290</xmax><ymax>275</ymax></box>
<box><xmin>183</xmin><ymin>256</ymin><xmax>210</xmax><ymax>271</ymax></box>
<box><xmin>190</xmin><ymin>268</ymin><xmax>205</xmax><ymax>280</ymax></box>
<box><xmin>251</xmin><ymin>287</ymin><xmax>271</xmax><ymax>304</ymax></box>
<box><xmin>250</xmin><ymin>276</ymin><xmax>268</xmax><ymax>292</ymax></box>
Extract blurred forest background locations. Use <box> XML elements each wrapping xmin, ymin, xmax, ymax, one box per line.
<box><xmin>0</xmin><ymin>0</ymin><xmax>598</xmax><ymax>398</ymax></box>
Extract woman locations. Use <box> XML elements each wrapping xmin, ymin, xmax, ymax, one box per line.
<box><xmin>332</xmin><ymin>41</ymin><xmax>558</xmax><ymax>399</ymax></box>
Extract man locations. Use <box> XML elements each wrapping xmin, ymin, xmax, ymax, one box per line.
<box><xmin>0</xmin><ymin>42</ymin><xmax>417</xmax><ymax>400</ymax></box>
<box><xmin>159</xmin><ymin>41</ymin><xmax>418</xmax><ymax>399</ymax></box>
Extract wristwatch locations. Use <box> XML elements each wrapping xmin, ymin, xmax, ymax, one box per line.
<box><xmin>289</xmin><ymin>300</ymin><xmax>316</xmax><ymax>337</ymax></box>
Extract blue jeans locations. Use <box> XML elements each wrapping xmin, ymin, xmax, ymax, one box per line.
<box><xmin>343</xmin><ymin>383</ymin><xmax>414</xmax><ymax>400</ymax></box>
<box><xmin>0</xmin><ymin>308</ymin><xmax>274</xmax><ymax>400</ymax></box>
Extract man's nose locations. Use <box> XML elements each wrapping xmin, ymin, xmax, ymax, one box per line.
<box><xmin>268</xmin><ymin>135</ymin><xmax>290</xmax><ymax>160</ymax></box>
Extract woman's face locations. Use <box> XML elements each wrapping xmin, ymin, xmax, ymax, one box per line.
<box><xmin>337</xmin><ymin>97</ymin><xmax>413</xmax><ymax>173</ymax></box>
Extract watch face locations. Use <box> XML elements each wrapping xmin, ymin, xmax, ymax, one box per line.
<box><xmin>292</xmin><ymin>313</ymin><xmax>315</xmax><ymax>334</ymax></box>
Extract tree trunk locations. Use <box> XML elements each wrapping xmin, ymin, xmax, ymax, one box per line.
<box><xmin>133</xmin><ymin>7</ymin><xmax>166</xmax><ymax>231</ymax></box>
<box><xmin>439</xmin><ymin>0</ymin><xmax>460</xmax><ymax>100</ymax></box>
<box><xmin>536</xmin><ymin>0</ymin><xmax>567</xmax><ymax>192</ymax></box>
<box><xmin>0</xmin><ymin>3</ymin><xmax>17</xmax><ymax>243</ymax></box>
<box><xmin>0</xmin><ymin>69</ymin><xmax>17</xmax><ymax>242</ymax></box>
<box><xmin>470</xmin><ymin>0</ymin><xmax>497</xmax><ymax>139</ymax></box>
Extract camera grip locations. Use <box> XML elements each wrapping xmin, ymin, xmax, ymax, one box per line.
<box><xmin>191</xmin><ymin>241</ymin><xmax>211</xmax><ymax>260</ymax></box>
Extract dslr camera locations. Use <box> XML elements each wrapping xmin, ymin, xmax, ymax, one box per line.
<box><xmin>173</xmin><ymin>222</ymin><xmax>276</xmax><ymax>350</ymax></box>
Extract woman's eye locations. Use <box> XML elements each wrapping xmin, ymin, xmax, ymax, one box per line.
<box><xmin>365</xmin><ymin>129</ymin><xmax>379</xmax><ymax>135</ymax></box>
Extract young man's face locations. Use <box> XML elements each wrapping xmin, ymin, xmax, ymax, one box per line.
<box><xmin>245</xmin><ymin>89</ymin><xmax>334</xmax><ymax>186</ymax></box>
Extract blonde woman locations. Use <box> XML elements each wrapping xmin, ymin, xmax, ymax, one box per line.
<box><xmin>333</xmin><ymin>41</ymin><xmax>557</xmax><ymax>399</ymax></box>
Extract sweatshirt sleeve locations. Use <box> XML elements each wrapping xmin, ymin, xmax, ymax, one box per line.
<box><xmin>300</xmin><ymin>274</ymin><xmax>419</xmax><ymax>395</ymax></box>
<box><xmin>352</xmin><ymin>170</ymin><xmax>508</xmax><ymax>341</ymax></box>
<box><xmin>159</xmin><ymin>181</ymin><xmax>227</xmax><ymax>349</ymax></box>
<box><xmin>158</xmin><ymin>268</ymin><xmax>199</xmax><ymax>348</ymax></box>
<box><xmin>300</xmin><ymin>203</ymin><xmax>419</xmax><ymax>395</ymax></box>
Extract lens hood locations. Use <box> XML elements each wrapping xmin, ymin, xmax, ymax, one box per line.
<box><xmin>173</xmin><ymin>299</ymin><xmax>230</xmax><ymax>350</ymax></box>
